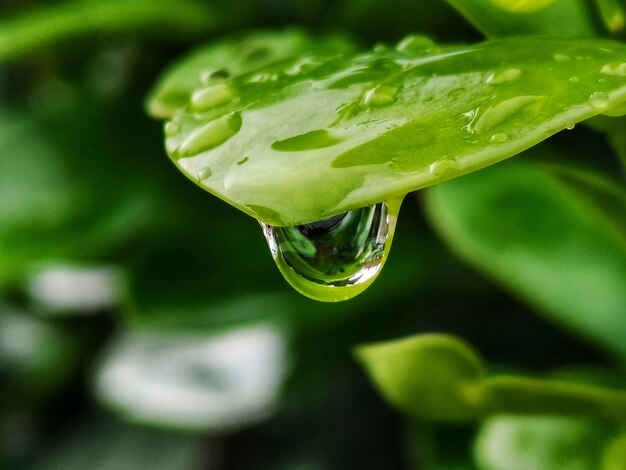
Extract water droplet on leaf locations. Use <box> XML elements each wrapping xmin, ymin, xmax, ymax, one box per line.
<box><xmin>190</xmin><ymin>83</ymin><xmax>235</xmax><ymax>112</ymax></box>
<box><xmin>177</xmin><ymin>112</ymin><xmax>242</xmax><ymax>157</ymax></box>
<box><xmin>199</xmin><ymin>68</ymin><xmax>229</xmax><ymax>85</ymax></box>
<box><xmin>589</xmin><ymin>91</ymin><xmax>610</xmax><ymax>109</ymax></box>
<box><xmin>363</xmin><ymin>85</ymin><xmax>398</xmax><ymax>107</ymax></box>
<box><xmin>261</xmin><ymin>201</ymin><xmax>399</xmax><ymax>301</ymax></box>
<box><xmin>490</xmin><ymin>132</ymin><xmax>508</xmax><ymax>143</ymax></box>
<box><xmin>395</xmin><ymin>35</ymin><xmax>435</xmax><ymax>52</ymax></box>
<box><xmin>553</xmin><ymin>54</ymin><xmax>571</xmax><ymax>62</ymax></box>
<box><xmin>569</xmin><ymin>76</ymin><xmax>580</xmax><ymax>83</ymax></box>
<box><xmin>429</xmin><ymin>158</ymin><xmax>460</xmax><ymax>177</ymax></box>
<box><xmin>271</xmin><ymin>130</ymin><xmax>343</xmax><ymax>152</ymax></box>
<box><xmin>486</xmin><ymin>68</ymin><xmax>522</xmax><ymax>84</ymax></box>
<box><xmin>600</xmin><ymin>62</ymin><xmax>626</xmax><ymax>77</ymax></box>
<box><xmin>164</xmin><ymin>121</ymin><xmax>179</xmax><ymax>137</ymax></box>
<box><xmin>198</xmin><ymin>166</ymin><xmax>212</xmax><ymax>180</ymax></box>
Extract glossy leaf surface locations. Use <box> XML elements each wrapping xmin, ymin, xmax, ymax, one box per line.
<box><xmin>162</xmin><ymin>36</ymin><xmax>626</xmax><ymax>225</ymax></box>
<box><xmin>424</xmin><ymin>157</ymin><xmax>626</xmax><ymax>358</ymax></box>
<box><xmin>146</xmin><ymin>29</ymin><xmax>356</xmax><ymax>119</ymax></box>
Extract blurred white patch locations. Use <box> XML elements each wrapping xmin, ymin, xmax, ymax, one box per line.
<box><xmin>94</xmin><ymin>324</ymin><xmax>289</xmax><ymax>432</ymax></box>
<box><xmin>28</xmin><ymin>265</ymin><xmax>121</xmax><ymax>314</ymax></box>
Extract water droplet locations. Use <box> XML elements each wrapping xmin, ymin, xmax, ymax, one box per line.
<box><xmin>198</xmin><ymin>166</ymin><xmax>212</xmax><ymax>180</ymax></box>
<box><xmin>429</xmin><ymin>158</ymin><xmax>460</xmax><ymax>177</ymax></box>
<box><xmin>164</xmin><ymin>121</ymin><xmax>179</xmax><ymax>137</ymax></box>
<box><xmin>569</xmin><ymin>76</ymin><xmax>580</xmax><ymax>83</ymax></box>
<box><xmin>600</xmin><ymin>62</ymin><xmax>626</xmax><ymax>77</ymax></box>
<box><xmin>373</xmin><ymin>43</ymin><xmax>388</xmax><ymax>53</ymax></box>
<box><xmin>272</xmin><ymin>130</ymin><xmax>343</xmax><ymax>152</ymax></box>
<box><xmin>490</xmin><ymin>132</ymin><xmax>508</xmax><ymax>143</ymax></box>
<box><xmin>589</xmin><ymin>91</ymin><xmax>610</xmax><ymax>109</ymax></box>
<box><xmin>177</xmin><ymin>112</ymin><xmax>242</xmax><ymax>157</ymax></box>
<box><xmin>486</xmin><ymin>68</ymin><xmax>522</xmax><ymax>85</ymax></box>
<box><xmin>261</xmin><ymin>201</ymin><xmax>398</xmax><ymax>301</ymax></box>
<box><xmin>363</xmin><ymin>85</ymin><xmax>398</xmax><ymax>107</ymax></box>
<box><xmin>395</xmin><ymin>35</ymin><xmax>435</xmax><ymax>52</ymax></box>
<box><xmin>199</xmin><ymin>68</ymin><xmax>229</xmax><ymax>85</ymax></box>
<box><xmin>467</xmin><ymin>95</ymin><xmax>540</xmax><ymax>134</ymax></box>
<box><xmin>565</xmin><ymin>121</ymin><xmax>575</xmax><ymax>130</ymax></box>
<box><xmin>553</xmin><ymin>54</ymin><xmax>571</xmax><ymax>62</ymax></box>
<box><xmin>190</xmin><ymin>83</ymin><xmax>235</xmax><ymax>112</ymax></box>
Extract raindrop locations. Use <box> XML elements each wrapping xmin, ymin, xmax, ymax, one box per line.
<box><xmin>177</xmin><ymin>112</ymin><xmax>242</xmax><ymax>157</ymax></box>
<box><xmin>467</xmin><ymin>96</ymin><xmax>540</xmax><ymax>134</ymax></box>
<box><xmin>363</xmin><ymin>85</ymin><xmax>398</xmax><ymax>107</ymax></box>
<box><xmin>395</xmin><ymin>35</ymin><xmax>435</xmax><ymax>52</ymax></box>
<box><xmin>164</xmin><ymin>121</ymin><xmax>179</xmax><ymax>137</ymax></box>
<box><xmin>198</xmin><ymin>166</ymin><xmax>213</xmax><ymax>180</ymax></box>
<box><xmin>272</xmin><ymin>130</ymin><xmax>343</xmax><ymax>152</ymax></box>
<box><xmin>486</xmin><ymin>68</ymin><xmax>522</xmax><ymax>85</ymax></box>
<box><xmin>589</xmin><ymin>91</ymin><xmax>610</xmax><ymax>109</ymax></box>
<box><xmin>565</xmin><ymin>121</ymin><xmax>575</xmax><ymax>130</ymax></box>
<box><xmin>600</xmin><ymin>62</ymin><xmax>626</xmax><ymax>77</ymax></box>
<box><xmin>261</xmin><ymin>202</ymin><xmax>398</xmax><ymax>301</ymax></box>
<box><xmin>490</xmin><ymin>132</ymin><xmax>509</xmax><ymax>143</ymax></box>
<box><xmin>199</xmin><ymin>68</ymin><xmax>229</xmax><ymax>85</ymax></box>
<box><xmin>429</xmin><ymin>158</ymin><xmax>460</xmax><ymax>177</ymax></box>
<box><xmin>190</xmin><ymin>83</ymin><xmax>235</xmax><ymax>112</ymax></box>
<box><xmin>553</xmin><ymin>54</ymin><xmax>571</xmax><ymax>62</ymax></box>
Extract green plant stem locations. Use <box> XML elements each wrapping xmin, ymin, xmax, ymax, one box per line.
<box><xmin>480</xmin><ymin>375</ymin><xmax>626</xmax><ymax>422</ymax></box>
<box><xmin>0</xmin><ymin>0</ymin><xmax>216</xmax><ymax>65</ymax></box>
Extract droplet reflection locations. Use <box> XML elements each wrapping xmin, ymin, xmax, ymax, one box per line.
<box><xmin>262</xmin><ymin>201</ymin><xmax>399</xmax><ymax>301</ymax></box>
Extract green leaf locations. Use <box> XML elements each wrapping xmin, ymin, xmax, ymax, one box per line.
<box><xmin>424</xmin><ymin>156</ymin><xmax>626</xmax><ymax>358</ymax></box>
<box><xmin>474</xmin><ymin>415</ymin><xmax>608</xmax><ymax>470</ymax></box>
<box><xmin>357</xmin><ymin>333</ymin><xmax>626</xmax><ymax>423</ymax></box>
<box><xmin>355</xmin><ymin>334</ymin><xmax>485</xmax><ymax>422</ymax></box>
<box><xmin>161</xmin><ymin>36</ymin><xmax>626</xmax><ymax>225</ymax></box>
<box><xmin>603</xmin><ymin>431</ymin><xmax>626</xmax><ymax>470</ymax></box>
<box><xmin>0</xmin><ymin>0</ymin><xmax>217</xmax><ymax>65</ymax></box>
<box><xmin>446</xmin><ymin>0</ymin><xmax>600</xmax><ymax>37</ymax></box>
<box><xmin>146</xmin><ymin>29</ymin><xmax>356</xmax><ymax>119</ymax></box>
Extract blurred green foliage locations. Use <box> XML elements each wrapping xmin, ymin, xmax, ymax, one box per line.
<box><xmin>0</xmin><ymin>0</ymin><xmax>625</xmax><ymax>469</ymax></box>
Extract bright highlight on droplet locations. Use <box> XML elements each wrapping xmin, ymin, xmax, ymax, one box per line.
<box><xmin>261</xmin><ymin>200</ymin><xmax>401</xmax><ymax>301</ymax></box>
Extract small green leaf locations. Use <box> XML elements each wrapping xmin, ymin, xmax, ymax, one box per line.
<box><xmin>424</xmin><ymin>156</ymin><xmax>626</xmax><ymax>358</ymax></box>
<box><xmin>355</xmin><ymin>334</ymin><xmax>485</xmax><ymax>422</ymax></box>
<box><xmin>474</xmin><ymin>415</ymin><xmax>608</xmax><ymax>470</ymax></box>
<box><xmin>161</xmin><ymin>36</ymin><xmax>626</xmax><ymax>225</ymax></box>
<box><xmin>146</xmin><ymin>29</ymin><xmax>356</xmax><ymax>119</ymax></box>
<box><xmin>357</xmin><ymin>333</ymin><xmax>626</xmax><ymax>423</ymax></box>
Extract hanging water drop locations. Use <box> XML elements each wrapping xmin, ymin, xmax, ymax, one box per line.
<box><xmin>261</xmin><ymin>201</ymin><xmax>400</xmax><ymax>302</ymax></box>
